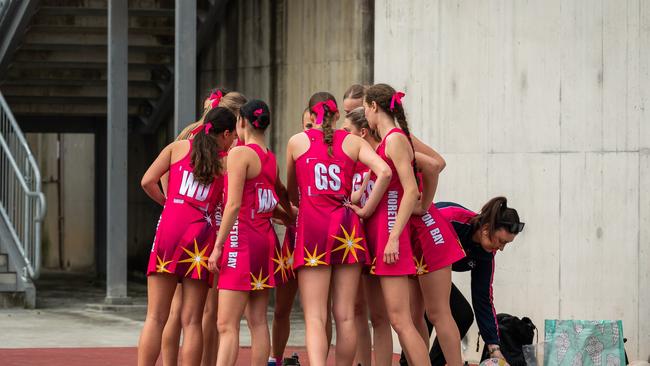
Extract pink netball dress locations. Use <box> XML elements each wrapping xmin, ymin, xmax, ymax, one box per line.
<box><xmin>218</xmin><ymin>144</ymin><xmax>280</xmax><ymax>291</ymax></box>
<box><xmin>147</xmin><ymin>140</ymin><xmax>225</xmax><ymax>286</ymax></box>
<box><xmin>364</xmin><ymin>128</ymin><xmax>416</xmax><ymax>276</ymax></box>
<box><xmin>352</xmin><ymin>161</ymin><xmax>372</xmax><ymax>208</ymax></box>
<box><xmin>292</xmin><ymin>129</ymin><xmax>368</xmax><ymax>270</ymax></box>
<box><xmin>410</xmin><ymin>204</ymin><xmax>466</xmax><ymax>275</ymax></box>
<box><xmin>274</xmin><ymin>224</ymin><xmax>297</xmax><ymax>284</ymax></box>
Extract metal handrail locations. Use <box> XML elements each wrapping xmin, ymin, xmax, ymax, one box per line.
<box><xmin>0</xmin><ymin>91</ymin><xmax>46</xmax><ymax>279</ymax></box>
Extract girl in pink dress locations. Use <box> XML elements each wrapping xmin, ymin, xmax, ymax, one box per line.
<box><xmin>161</xmin><ymin>90</ymin><xmax>248</xmax><ymax>366</ymax></box>
<box><xmin>207</xmin><ymin>100</ymin><xmax>291</xmax><ymax>366</ymax></box>
<box><xmin>138</xmin><ymin>107</ymin><xmax>237</xmax><ymax>366</ymax></box>
<box><xmin>343</xmin><ymin>106</ymin><xmax>394</xmax><ymax>366</ymax></box>
<box><xmin>348</xmin><ymin>83</ymin><xmax>431</xmax><ymax>366</ymax></box>
<box><xmin>286</xmin><ymin>92</ymin><xmax>391</xmax><ymax>366</ymax></box>
<box><xmin>409</xmin><ymin>168</ymin><xmax>466</xmax><ymax>366</ymax></box>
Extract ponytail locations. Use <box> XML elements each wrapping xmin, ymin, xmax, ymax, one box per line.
<box><xmin>308</xmin><ymin>92</ymin><xmax>339</xmax><ymax>156</ymax></box>
<box><xmin>191</xmin><ymin>107</ymin><xmax>236</xmax><ymax>185</ymax></box>
<box><xmin>365</xmin><ymin>83</ymin><xmax>418</xmax><ymax>181</ymax></box>
<box><xmin>391</xmin><ymin>101</ymin><xmax>419</xmax><ymax>180</ymax></box>
<box><xmin>469</xmin><ymin>197</ymin><xmax>523</xmax><ymax>237</ymax></box>
<box><xmin>240</xmin><ymin>99</ymin><xmax>271</xmax><ymax>130</ymax></box>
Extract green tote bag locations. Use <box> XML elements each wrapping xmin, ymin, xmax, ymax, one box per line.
<box><xmin>544</xmin><ymin>320</ymin><xmax>625</xmax><ymax>366</ymax></box>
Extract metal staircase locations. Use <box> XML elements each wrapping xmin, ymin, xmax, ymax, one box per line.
<box><xmin>0</xmin><ymin>90</ymin><xmax>46</xmax><ymax>308</ymax></box>
<box><xmin>0</xmin><ymin>0</ymin><xmax>231</xmax><ymax>307</ymax></box>
<box><xmin>0</xmin><ymin>0</ymin><xmax>231</xmax><ymax>131</ymax></box>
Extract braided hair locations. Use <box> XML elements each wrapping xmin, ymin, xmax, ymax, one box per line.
<box><xmin>308</xmin><ymin>92</ymin><xmax>339</xmax><ymax>156</ymax></box>
<box><xmin>365</xmin><ymin>83</ymin><xmax>418</xmax><ymax>181</ymax></box>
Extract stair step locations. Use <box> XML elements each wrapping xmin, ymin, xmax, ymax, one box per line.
<box><xmin>0</xmin><ymin>254</ymin><xmax>7</xmax><ymax>272</ymax></box>
<box><xmin>0</xmin><ymin>292</ymin><xmax>26</xmax><ymax>308</ymax></box>
<box><xmin>0</xmin><ymin>273</ymin><xmax>17</xmax><ymax>291</ymax></box>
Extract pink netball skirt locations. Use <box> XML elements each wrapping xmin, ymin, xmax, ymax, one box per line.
<box><xmin>364</xmin><ymin>203</ymin><xmax>416</xmax><ymax>276</ymax></box>
<box><xmin>218</xmin><ymin>219</ymin><xmax>277</xmax><ymax>292</ymax></box>
<box><xmin>293</xmin><ymin>206</ymin><xmax>369</xmax><ymax>270</ymax></box>
<box><xmin>274</xmin><ymin>225</ymin><xmax>297</xmax><ymax>285</ymax></box>
<box><xmin>147</xmin><ymin>204</ymin><xmax>218</xmax><ymax>287</ymax></box>
<box><xmin>410</xmin><ymin>205</ymin><xmax>466</xmax><ymax>275</ymax></box>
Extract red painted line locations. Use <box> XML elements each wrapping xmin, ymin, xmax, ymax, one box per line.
<box><xmin>0</xmin><ymin>347</ymin><xmax>402</xmax><ymax>365</ymax></box>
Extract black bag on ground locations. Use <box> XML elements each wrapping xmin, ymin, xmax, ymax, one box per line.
<box><xmin>480</xmin><ymin>313</ymin><xmax>536</xmax><ymax>366</ymax></box>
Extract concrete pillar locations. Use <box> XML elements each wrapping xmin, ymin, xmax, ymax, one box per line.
<box><xmin>174</xmin><ymin>0</ymin><xmax>196</xmax><ymax>135</ymax></box>
<box><xmin>106</xmin><ymin>0</ymin><xmax>129</xmax><ymax>304</ymax></box>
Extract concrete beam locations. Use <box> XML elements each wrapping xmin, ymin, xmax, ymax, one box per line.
<box><xmin>173</xmin><ymin>0</ymin><xmax>197</xmax><ymax>135</ymax></box>
<box><xmin>30</xmin><ymin>14</ymin><xmax>174</xmax><ymax>29</ymax></box>
<box><xmin>38</xmin><ymin>7</ymin><xmax>174</xmax><ymax>17</ymax></box>
<box><xmin>8</xmin><ymin>103</ymin><xmax>140</xmax><ymax>116</ymax></box>
<box><xmin>4</xmin><ymin>67</ymin><xmax>157</xmax><ymax>82</ymax></box>
<box><xmin>0</xmin><ymin>0</ymin><xmax>39</xmax><ymax>77</ymax></box>
<box><xmin>6</xmin><ymin>95</ymin><xmax>150</xmax><ymax>105</ymax></box>
<box><xmin>106</xmin><ymin>0</ymin><xmax>130</xmax><ymax>304</ymax></box>
<box><xmin>23</xmin><ymin>31</ymin><xmax>172</xmax><ymax>48</ymax></box>
<box><xmin>8</xmin><ymin>61</ymin><xmax>169</xmax><ymax>72</ymax></box>
<box><xmin>20</xmin><ymin>43</ymin><xmax>173</xmax><ymax>54</ymax></box>
<box><xmin>0</xmin><ymin>79</ymin><xmax>154</xmax><ymax>87</ymax></box>
<box><xmin>28</xmin><ymin>25</ymin><xmax>175</xmax><ymax>36</ymax></box>
<box><xmin>12</xmin><ymin>49</ymin><xmax>172</xmax><ymax>65</ymax></box>
<box><xmin>1</xmin><ymin>85</ymin><xmax>161</xmax><ymax>99</ymax></box>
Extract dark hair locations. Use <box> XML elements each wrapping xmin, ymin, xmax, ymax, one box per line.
<box><xmin>308</xmin><ymin>92</ymin><xmax>338</xmax><ymax>156</ymax></box>
<box><xmin>470</xmin><ymin>197</ymin><xmax>523</xmax><ymax>238</ymax></box>
<box><xmin>346</xmin><ymin>107</ymin><xmax>380</xmax><ymax>142</ymax></box>
<box><xmin>219</xmin><ymin>92</ymin><xmax>247</xmax><ymax>116</ymax></box>
<box><xmin>302</xmin><ymin>107</ymin><xmax>312</xmax><ymax>129</ymax></box>
<box><xmin>240</xmin><ymin>99</ymin><xmax>271</xmax><ymax>130</ymax></box>
<box><xmin>343</xmin><ymin>84</ymin><xmax>367</xmax><ymax>100</ymax></box>
<box><xmin>365</xmin><ymin>83</ymin><xmax>418</xmax><ymax>181</ymax></box>
<box><xmin>191</xmin><ymin>107</ymin><xmax>236</xmax><ymax>185</ymax></box>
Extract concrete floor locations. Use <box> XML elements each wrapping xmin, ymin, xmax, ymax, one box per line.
<box><xmin>0</xmin><ymin>271</ymin><xmax>306</xmax><ymax>349</ymax></box>
<box><xmin>0</xmin><ymin>271</ymin><xmax>414</xmax><ymax>365</ymax></box>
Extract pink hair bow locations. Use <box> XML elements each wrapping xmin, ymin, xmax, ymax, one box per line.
<box><xmin>209</xmin><ymin>90</ymin><xmax>223</xmax><ymax>109</ymax></box>
<box><xmin>311</xmin><ymin>100</ymin><xmax>338</xmax><ymax>125</ymax></box>
<box><xmin>390</xmin><ymin>91</ymin><xmax>405</xmax><ymax>111</ymax></box>
<box><xmin>190</xmin><ymin>124</ymin><xmax>203</xmax><ymax>136</ymax></box>
<box><xmin>252</xmin><ymin>108</ymin><xmax>263</xmax><ymax>128</ymax></box>
<box><xmin>204</xmin><ymin>122</ymin><xmax>213</xmax><ymax>134</ymax></box>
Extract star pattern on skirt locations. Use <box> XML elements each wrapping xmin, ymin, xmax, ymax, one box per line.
<box><xmin>304</xmin><ymin>246</ymin><xmax>327</xmax><ymax>267</ymax></box>
<box><xmin>178</xmin><ymin>238</ymin><xmax>209</xmax><ymax>279</ymax></box>
<box><xmin>414</xmin><ymin>255</ymin><xmax>428</xmax><ymax>275</ymax></box>
<box><xmin>331</xmin><ymin>224</ymin><xmax>365</xmax><ymax>263</ymax></box>
<box><xmin>250</xmin><ymin>268</ymin><xmax>272</xmax><ymax>291</ymax></box>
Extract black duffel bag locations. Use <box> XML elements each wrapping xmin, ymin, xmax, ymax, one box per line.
<box><xmin>479</xmin><ymin>313</ymin><xmax>536</xmax><ymax>366</ymax></box>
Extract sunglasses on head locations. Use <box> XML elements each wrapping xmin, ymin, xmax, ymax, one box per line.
<box><xmin>498</xmin><ymin>221</ymin><xmax>525</xmax><ymax>234</ymax></box>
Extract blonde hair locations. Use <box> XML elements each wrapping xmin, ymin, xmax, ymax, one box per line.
<box><xmin>175</xmin><ymin>91</ymin><xmax>248</xmax><ymax>141</ymax></box>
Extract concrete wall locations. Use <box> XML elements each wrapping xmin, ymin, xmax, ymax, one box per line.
<box><xmin>196</xmin><ymin>0</ymin><xmax>373</xmax><ymax>246</ymax></box>
<box><xmin>198</xmin><ymin>0</ymin><xmax>373</xmax><ymax>169</ymax></box>
<box><xmin>374</xmin><ymin>0</ymin><xmax>649</xmax><ymax>361</ymax></box>
<box><xmin>28</xmin><ymin>133</ymin><xmax>95</xmax><ymax>271</ymax></box>
<box><xmin>29</xmin><ymin>133</ymin><xmax>61</xmax><ymax>269</ymax></box>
